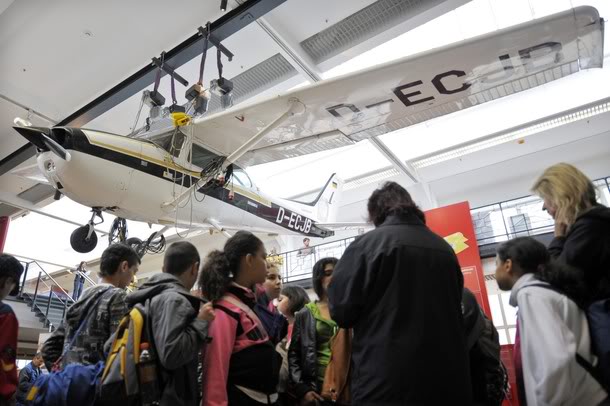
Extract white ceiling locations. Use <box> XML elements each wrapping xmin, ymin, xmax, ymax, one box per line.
<box><xmin>1</xmin><ymin>0</ymin><xmax>610</xmax><ymax>272</ymax></box>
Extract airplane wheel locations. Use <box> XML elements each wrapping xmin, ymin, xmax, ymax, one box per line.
<box><xmin>70</xmin><ymin>225</ymin><xmax>98</xmax><ymax>253</ymax></box>
<box><xmin>125</xmin><ymin>237</ymin><xmax>145</xmax><ymax>259</ymax></box>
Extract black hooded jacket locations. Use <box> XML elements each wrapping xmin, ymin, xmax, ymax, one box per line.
<box><xmin>125</xmin><ymin>273</ymin><xmax>209</xmax><ymax>406</ymax></box>
<box><xmin>328</xmin><ymin>214</ymin><xmax>472</xmax><ymax>405</ymax></box>
<box><xmin>548</xmin><ymin>204</ymin><xmax>610</xmax><ymax>302</ymax></box>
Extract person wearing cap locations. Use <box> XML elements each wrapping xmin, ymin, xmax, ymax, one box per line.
<box><xmin>0</xmin><ymin>254</ymin><xmax>24</xmax><ymax>405</ymax></box>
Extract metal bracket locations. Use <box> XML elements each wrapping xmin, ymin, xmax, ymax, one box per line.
<box><xmin>198</xmin><ymin>25</ymin><xmax>234</xmax><ymax>61</ymax></box>
<box><xmin>151</xmin><ymin>52</ymin><xmax>189</xmax><ymax>87</ymax></box>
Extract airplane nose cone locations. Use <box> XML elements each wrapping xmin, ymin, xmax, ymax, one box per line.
<box><xmin>13</xmin><ymin>126</ymin><xmax>51</xmax><ymax>150</ymax></box>
<box><xmin>13</xmin><ymin>126</ymin><xmax>71</xmax><ymax>161</ymax></box>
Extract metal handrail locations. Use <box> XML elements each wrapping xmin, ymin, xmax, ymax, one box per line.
<box><xmin>37</xmin><ymin>277</ymin><xmax>72</xmax><ymax>308</ymax></box>
<box><xmin>27</xmin><ymin>273</ymin><xmax>71</xmax><ymax>330</ymax></box>
<box><xmin>74</xmin><ymin>269</ymin><xmax>97</xmax><ymax>287</ymax></box>
<box><xmin>29</xmin><ymin>260</ymin><xmax>74</xmax><ymax>301</ymax></box>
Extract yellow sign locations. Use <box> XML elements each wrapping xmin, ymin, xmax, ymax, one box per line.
<box><xmin>444</xmin><ymin>232</ymin><xmax>469</xmax><ymax>254</ymax></box>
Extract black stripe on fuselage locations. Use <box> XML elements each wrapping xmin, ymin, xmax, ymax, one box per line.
<box><xmin>65</xmin><ymin>129</ymin><xmax>333</xmax><ymax>238</ymax></box>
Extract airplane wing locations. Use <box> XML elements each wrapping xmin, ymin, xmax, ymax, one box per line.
<box><xmin>191</xmin><ymin>6</ymin><xmax>604</xmax><ymax>167</ymax></box>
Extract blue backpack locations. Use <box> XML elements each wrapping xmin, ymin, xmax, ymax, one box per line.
<box><xmin>26</xmin><ymin>288</ymin><xmax>114</xmax><ymax>406</ymax></box>
<box><xmin>583</xmin><ymin>298</ymin><xmax>610</xmax><ymax>390</ymax></box>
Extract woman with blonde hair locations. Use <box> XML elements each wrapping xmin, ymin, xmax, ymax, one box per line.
<box><xmin>532</xmin><ymin>163</ymin><xmax>610</xmax><ymax>389</ymax></box>
<box><xmin>532</xmin><ymin>163</ymin><xmax>610</xmax><ymax>302</ymax></box>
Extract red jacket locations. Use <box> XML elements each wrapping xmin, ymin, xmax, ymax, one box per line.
<box><xmin>0</xmin><ymin>302</ymin><xmax>18</xmax><ymax>402</ymax></box>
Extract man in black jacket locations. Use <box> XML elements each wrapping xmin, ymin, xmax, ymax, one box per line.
<box><xmin>328</xmin><ymin>182</ymin><xmax>471</xmax><ymax>405</ymax></box>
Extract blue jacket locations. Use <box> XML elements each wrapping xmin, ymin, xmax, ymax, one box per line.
<box><xmin>16</xmin><ymin>362</ymin><xmax>41</xmax><ymax>405</ymax></box>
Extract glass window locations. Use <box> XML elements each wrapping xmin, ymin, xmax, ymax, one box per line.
<box><xmin>500</xmin><ymin>292</ymin><xmax>517</xmax><ymax>325</ymax></box>
<box><xmin>489</xmin><ymin>294</ymin><xmax>505</xmax><ymax>327</ymax></box>
<box><xmin>508</xmin><ymin>327</ymin><xmax>517</xmax><ymax>344</ymax></box>
<box><xmin>191</xmin><ymin>144</ymin><xmax>220</xmax><ymax>169</ymax></box>
<box><xmin>149</xmin><ymin>130</ymin><xmax>186</xmax><ymax>158</ymax></box>
<box><xmin>233</xmin><ymin>169</ymin><xmax>252</xmax><ymax>188</ymax></box>
<box><xmin>498</xmin><ymin>328</ymin><xmax>509</xmax><ymax>345</ymax></box>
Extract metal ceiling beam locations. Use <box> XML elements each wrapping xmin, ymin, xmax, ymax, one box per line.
<box><xmin>368</xmin><ymin>137</ymin><xmax>420</xmax><ymax>183</ymax></box>
<box><xmin>59</xmin><ymin>0</ymin><xmax>286</xmax><ymax>128</ymax></box>
<box><xmin>255</xmin><ymin>17</ymin><xmax>322</xmax><ymax>82</ymax></box>
<box><xmin>232</xmin><ymin>0</ymin><xmax>321</xmax><ymax>82</ymax></box>
<box><xmin>0</xmin><ymin>0</ymin><xmax>286</xmax><ymax>176</ymax></box>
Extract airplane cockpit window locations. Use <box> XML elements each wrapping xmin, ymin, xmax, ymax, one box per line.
<box><xmin>149</xmin><ymin>130</ymin><xmax>186</xmax><ymax>158</ymax></box>
<box><xmin>233</xmin><ymin>168</ymin><xmax>253</xmax><ymax>188</ymax></box>
<box><xmin>190</xmin><ymin>144</ymin><xmax>253</xmax><ymax>188</ymax></box>
<box><xmin>191</xmin><ymin>144</ymin><xmax>220</xmax><ymax>169</ymax></box>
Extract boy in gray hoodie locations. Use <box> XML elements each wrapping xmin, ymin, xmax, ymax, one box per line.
<box><xmin>126</xmin><ymin>241</ymin><xmax>214</xmax><ymax>406</ymax></box>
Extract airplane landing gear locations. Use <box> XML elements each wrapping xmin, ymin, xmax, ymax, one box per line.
<box><xmin>70</xmin><ymin>208</ymin><xmax>104</xmax><ymax>253</ymax></box>
<box><xmin>126</xmin><ymin>231</ymin><xmax>166</xmax><ymax>259</ymax></box>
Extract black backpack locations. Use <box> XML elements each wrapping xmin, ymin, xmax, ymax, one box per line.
<box><xmin>463</xmin><ymin>289</ymin><xmax>509</xmax><ymax>406</ymax></box>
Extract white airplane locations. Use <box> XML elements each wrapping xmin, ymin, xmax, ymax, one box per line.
<box><xmin>11</xmin><ymin>6</ymin><xmax>604</xmax><ymax>255</ymax></box>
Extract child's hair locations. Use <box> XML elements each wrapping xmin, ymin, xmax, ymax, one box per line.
<box><xmin>497</xmin><ymin>237</ymin><xmax>588</xmax><ymax>306</ymax></box>
<box><xmin>199</xmin><ymin>231</ymin><xmax>263</xmax><ymax>301</ymax></box>
<box><xmin>0</xmin><ymin>254</ymin><xmax>24</xmax><ymax>292</ymax></box>
<box><xmin>280</xmin><ymin>286</ymin><xmax>310</xmax><ymax>316</ymax></box>
<box><xmin>99</xmin><ymin>244</ymin><xmax>140</xmax><ymax>277</ymax></box>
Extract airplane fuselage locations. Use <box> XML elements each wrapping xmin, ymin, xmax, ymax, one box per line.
<box><xmin>34</xmin><ymin>127</ymin><xmax>334</xmax><ymax>238</ymax></box>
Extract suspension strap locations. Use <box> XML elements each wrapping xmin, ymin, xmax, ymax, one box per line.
<box><xmin>198</xmin><ymin>22</ymin><xmax>211</xmax><ymax>86</ymax></box>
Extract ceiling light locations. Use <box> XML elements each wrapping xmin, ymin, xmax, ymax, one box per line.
<box><xmin>410</xmin><ymin>100</ymin><xmax>610</xmax><ymax>169</ymax></box>
<box><xmin>220</xmin><ymin>0</ymin><xmax>228</xmax><ymax>11</ymax></box>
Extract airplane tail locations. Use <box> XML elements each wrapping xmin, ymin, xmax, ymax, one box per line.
<box><xmin>287</xmin><ymin>173</ymin><xmax>343</xmax><ymax>223</ymax></box>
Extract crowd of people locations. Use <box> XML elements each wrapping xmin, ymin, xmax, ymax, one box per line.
<box><xmin>0</xmin><ymin>162</ymin><xmax>608</xmax><ymax>406</ymax></box>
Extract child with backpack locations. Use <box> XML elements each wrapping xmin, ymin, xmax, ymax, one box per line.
<box><xmin>200</xmin><ymin>231</ymin><xmax>282</xmax><ymax>405</ymax></box>
<box><xmin>495</xmin><ymin>237</ymin><xmax>608</xmax><ymax>406</ymax></box>
<box><xmin>120</xmin><ymin>241</ymin><xmax>214</xmax><ymax>406</ymax></box>
<box><xmin>41</xmin><ymin>244</ymin><xmax>140</xmax><ymax>370</ymax></box>
<box><xmin>0</xmin><ymin>254</ymin><xmax>23</xmax><ymax>405</ymax></box>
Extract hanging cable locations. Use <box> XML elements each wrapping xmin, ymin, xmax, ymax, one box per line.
<box><xmin>128</xmin><ymin>92</ymin><xmax>146</xmax><ymax>136</ymax></box>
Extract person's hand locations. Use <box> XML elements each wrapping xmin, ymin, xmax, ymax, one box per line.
<box><xmin>554</xmin><ymin>221</ymin><xmax>568</xmax><ymax>237</ymax></box>
<box><xmin>198</xmin><ymin>302</ymin><xmax>216</xmax><ymax>322</ymax></box>
<box><xmin>300</xmin><ymin>391</ymin><xmax>323</xmax><ymax>405</ymax></box>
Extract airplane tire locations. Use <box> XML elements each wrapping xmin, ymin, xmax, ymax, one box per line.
<box><xmin>70</xmin><ymin>225</ymin><xmax>98</xmax><ymax>253</ymax></box>
<box><xmin>125</xmin><ymin>237</ymin><xmax>145</xmax><ymax>258</ymax></box>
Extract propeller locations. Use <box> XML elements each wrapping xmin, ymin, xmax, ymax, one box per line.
<box><xmin>41</xmin><ymin>133</ymin><xmax>71</xmax><ymax>161</ymax></box>
<box><xmin>13</xmin><ymin>126</ymin><xmax>71</xmax><ymax>161</ymax></box>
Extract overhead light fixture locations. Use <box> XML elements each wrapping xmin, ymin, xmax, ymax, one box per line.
<box><xmin>343</xmin><ymin>167</ymin><xmax>400</xmax><ymax>191</ymax></box>
<box><xmin>220</xmin><ymin>0</ymin><xmax>228</xmax><ymax>11</ymax></box>
<box><xmin>410</xmin><ymin>100</ymin><xmax>610</xmax><ymax>169</ymax></box>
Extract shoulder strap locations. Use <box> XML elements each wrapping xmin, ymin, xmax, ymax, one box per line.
<box><xmin>221</xmin><ymin>294</ymin><xmax>268</xmax><ymax>339</ymax></box>
<box><xmin>575</xmin><ymin>353</ymin><xmax>609</xmax><ymax>391</ymax></box>
<box><xmin>525</xmin><ymin>284</ymin><xmax>609</xmax><ymax>390</ymax></box>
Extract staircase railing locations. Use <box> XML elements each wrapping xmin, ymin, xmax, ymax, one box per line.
<box><xmin>19</xmin><ymin>260</ymin><xmax>76</xmax><ymax>330</ymax></box>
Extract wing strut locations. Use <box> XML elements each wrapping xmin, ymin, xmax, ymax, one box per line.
<box><xmin>222</xmin><ymin>97</ymin><xmax>305</xmax><ymax>169</ymax></box>
<box><xmin>162</xmin><ymin>98</ymin><xmax>305</xmax><ymax>210</ymax></box>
